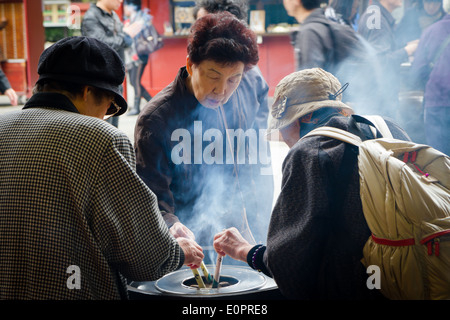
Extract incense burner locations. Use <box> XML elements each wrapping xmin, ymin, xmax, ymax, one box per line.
<box><xmin>128</xmin><ymin>265</ymin><xmax>280</xmax><ymax>299</ymax></box>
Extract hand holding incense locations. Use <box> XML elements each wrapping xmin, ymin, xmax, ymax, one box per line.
<box><xmin>191</xmin><ymin>268</ymin><xmax>206</xmax><ymax>288</ymax></box>
<box><xmin>212</xmin><ymin>254</ymin><xmax>223</xmax><ymax>288</ymax></box>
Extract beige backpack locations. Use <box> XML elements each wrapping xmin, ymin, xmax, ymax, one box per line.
<box><xmin>305</xmin><ymin>115</ymin><xmax>450</xmax><ymax>300</ymax></box>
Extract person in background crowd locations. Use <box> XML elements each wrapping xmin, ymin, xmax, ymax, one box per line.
<box><xmin>81</xmin><ymin>0</ymin><xmax>143</xmax><ymax>127</ymax></box>
<box><xmin>0</xmin><ymin>68</ymin><xmax>17</xmax><ymax>106</ymax></box>
<box><xmin>410</xmin><ymin>0</ymin><xmax>450</xmax><ymax>155</ymax></box>
<box><xmin>284</xmin><ymin>0</ymin><xmax>340</xmax><ymax>71</ymax></box>
<box><xmin>192</xmin><ymin>0</ymin><xmax>274</xmax><ymax>246</ymax></box>
<box><xmin>123</xmin><ymin>0</ymin><xmax>155</xmax><ymax>116</ymax></box>
<box><xmin>358</xmin><ymin>0</ymin><xmax>419</xmax><ymax>119</ymax></box>
<box><xmin>396</xmin><ymin>0</ymin><xmax>445</xmax><ymax>48</ymax></box>
<box><xmin>283</xmin><ymin>0</ymin><xmax>364</xmax><ymax>78</ymax></box>
<box><xmin>213</xmin><ymin>68</ymin><xmax>410</xmax><ymax>300</ymax></box>
<box><xmin>0</xmin><ymin>36</ymin><xmax>203</xmax><ymax>300</ymax></box>
<box><xmin>134</xmin><ymin>12</ymin><xmax>263</xmax><ymax>259</ymax></box>
<box><xmin>325</xmin><ymin>0</ymin><xmax>361</xmax><ymax>30</ymax></box>
<box><xmin>0</xmin><ymin>20</ymin><xmax>16</xmax><ymax>106</ymax></box>
<box><xmin>284</xmin><ymin>0</ymin><xmax>378</xmax><ymax>115</ymax></box>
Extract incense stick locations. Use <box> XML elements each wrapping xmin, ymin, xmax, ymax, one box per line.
<box><xmin>200</xmin><ymin>261</ymin><xmax>213</xmax><ymax>284</ymax></box>
<box><xmin>191</xmin><ymin>268</ymin><xmax>206</xmax><ymax>288</ymax></box>
<box><xmin>212</xmin><ymin>255</ymin><xmax>223</xmax><ymax>288</ymax></box>
<box><xmin>218</xmin><ymin>105</ymin><xmax>256</xmax><ymax>245</ymax></box>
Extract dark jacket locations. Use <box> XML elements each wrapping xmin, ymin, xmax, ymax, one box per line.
<box><xmin>411</xmin><ymin>14</ymin><xmax>450</xmax><ymax>109</ymax></box>
<box><xmin>81</xmin><ymin>4</ymin><xmax>132</xmax><ymax>61</ymax></box>
<box><xmin>358</xmin><ymin>1</ymin><xmax>408</xmax><ymax>67</ymax></box>
<box><xmin>134</xmin><ymin>67</ymin><xmax>273</xmax><ymax>245</ymax></box>
<box><xmin>292</xmin><ymin>8</ymin><xmax>334</xmax><ymax>71</ymax></box>
<box><xmin>261</xmin><ymin>115</ymin><xmax>410</xmax><ymax>299</ymax></box>
<box><xmin>291</xmin><ymin>8</ymin><xmax>376</xmax><ymax>111</ymax></box>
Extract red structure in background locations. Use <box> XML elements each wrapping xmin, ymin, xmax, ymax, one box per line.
<box><xmin>24</xmin><ymin>0</ymin><xmax>46</xmax><ymax>99</ymax></box>
<box><xmin>0</xmin><ymin>0</ymin><xmax>45</xmax><ymax>101</ymax></box>
<box><xmin>0</xmin><ymin>0</ymin><xmax>294</xmax><ymax>102</ymax></box>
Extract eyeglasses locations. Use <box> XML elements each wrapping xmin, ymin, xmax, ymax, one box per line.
<box><xmin>104</xmin><ymin>100</ymin><xmax>121</xmax><ymax>120</ymax></box>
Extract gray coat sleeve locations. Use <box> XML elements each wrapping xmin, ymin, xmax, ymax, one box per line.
<box><xmin>90</xmin><ymin>131</ymin><xmax>183</xmax><ymax>281</ymax></box>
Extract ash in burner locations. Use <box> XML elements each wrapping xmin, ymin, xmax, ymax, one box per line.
<box><xmin>183</xmin><ymin>275</ymin><xmax>239</xmax><ymax>289</ymax></box>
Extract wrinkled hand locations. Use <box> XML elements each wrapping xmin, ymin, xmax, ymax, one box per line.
<box><xmin>5</xmin><ymin>88</ymin><xmax>18</xmax><ymax>106</ymax></box>
<box><xmin>213</xmin><ymin>227</ymin><xmax>254</xmax><ymax>263</ymax></box>
<box><xmin>176</xmin><ymin>237</ymin><xmax>204</xmax><ymax>269</ymax></box>
<box><xmin>170</xmin><ymin>222</ymin><xmax>195</xmax><ymax>240</ymax></box>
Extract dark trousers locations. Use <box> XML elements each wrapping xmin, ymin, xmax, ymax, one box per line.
<box><xmin>128</xmin><ymin>55</ymin><xmax>152</xmax><ymax>113</ymax></box>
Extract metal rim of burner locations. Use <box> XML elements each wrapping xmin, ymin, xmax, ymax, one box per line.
<box><xmin>155</xmin><ymin>265</ymin><xmax>267</xmax><ymax>297</ymax></box>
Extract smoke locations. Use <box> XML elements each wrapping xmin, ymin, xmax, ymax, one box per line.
<box><xmin>330</xmin><ymin>33</ymin><xmax>389</xmax><ymax>118</ymax></box>
<box><xmin>169</xmin><ymin>103</ymin><xmax>273</xmax><ymax>265</ymax></box>
<box><xmin>335</xmin><ymin>4</ymin><xmax>427</xmax><ymax>143</ymax></box>
<box><xmin>326</xmin><ymin>12</ymin><xmax>426</xmax><ymax>143</ymax></box>
<box><xmin>179</xmin><ymin>155</ymin><xmax>268</xmax><ymax>265</ymax></box>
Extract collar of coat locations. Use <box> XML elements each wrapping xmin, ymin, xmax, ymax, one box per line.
<box><xmin>23</xmin><ymin>92</ymin><xmax>80</xmax><ymax>114</ymax></box>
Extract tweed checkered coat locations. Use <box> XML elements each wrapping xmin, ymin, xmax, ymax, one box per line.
<box><xmin>0</xmin><ymin>93</ymin><xmax>183</xmax><ymax>299</ymax></box>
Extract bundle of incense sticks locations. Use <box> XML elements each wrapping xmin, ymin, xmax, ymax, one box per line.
<box><xmin>212</xmin><ymin>255</ymin><xmax>223</xmax><ymax>288</ymax></box>
<box><xmin>191</xmin><ymin>268</ymin><xmax>205</xmax><ymax>288</ymax></box>
<box><xmin>200</xmin><ymin>261</ymin><xmax>213</xmax><ymax>284</ymax></box>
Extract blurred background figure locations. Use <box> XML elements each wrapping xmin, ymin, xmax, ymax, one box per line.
<box><xmin>325</xmin><ymin>0</ymin><xmax>361</xmax><ymax>30</ymax></box>
<box><xmin>284</xmin><ymin>0</ymin><xmax>336</xmax><ymax>71</ymax></box>
<box><xmin>396</xmin><ymin>0</ymin><xmax>445</xmax><ymax>48</ymax></box>
<box><xmin>81</xmin><ymin>0</ymin><xmax>143</xmax><ymax>127</ymax></box>
<box><xmin>395</xmin><ymin>0</ymin><xmax>445</xmax><ymax>144</ymax></box>
<box><xmin>284</xmin><ymin>0</ymin><xmax>378</xmax><ymax>116</ymax></box>
<box><xmin>124</xmin><ymin>0</ymin><xmax>162</xmax><ymax>116</ymax></box>
<box><xmin>0</xmin><ymin>68</ymin><xmax>18</xmax><ymax>107</ymax></box>
<box><xmin>358</xmin><ymin>0</ymin><xmax>419</xmax><ymax>120</ymax></box>
<box><xmin>0</xmin><ymin>19</ymin><xmax>17</xmax><ymax>107</ymax></box>
<box><xmin>410</xmin><ymin>0</ymin><xmax>450</xmax><ymax>155</ymax></box>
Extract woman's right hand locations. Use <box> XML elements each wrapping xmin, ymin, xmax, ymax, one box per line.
<box><xmin>176</xmin><ymin>237</ymin><xmax>204</xmax><ymax>269</ymax></box>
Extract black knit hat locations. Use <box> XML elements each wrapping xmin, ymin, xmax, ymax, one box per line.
<box><xmin>37</xmin><ymin>36</ymin><xmax>127</xmax><ymax>116</ymax></box>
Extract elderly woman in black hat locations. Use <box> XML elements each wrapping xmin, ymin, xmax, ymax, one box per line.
<box><xmin>213</xmin><ymin>68</ymin><xmax>410</xmax><ymax>300</ymax></box>
<box><xmin>134</xmin><ymin>12</ymin><xmax>263</xmax><ymax>258</ymax></box>
<box><xmin>0</xmin><ymin>36</ymin><xmax>203</xmax><ymax>299</ymax></box>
